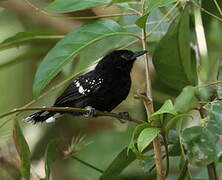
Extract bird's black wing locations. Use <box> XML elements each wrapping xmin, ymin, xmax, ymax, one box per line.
<box><xmin>54</xmin><ymin>71</ymin><xmax>103</xmax><ymax>106</ymax></box>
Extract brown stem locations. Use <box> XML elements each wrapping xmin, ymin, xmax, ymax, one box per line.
<box><xmin>0</xmin><ymin>106</ymin><xmax>144</xmax><ymax>124</ymax></box>
<box><xmin>140</xmin><ymin>2</ymin><xmax>165</xmax><ymax>179</ymax></box>
<box><xmin>207</xmin><ymin>163</ymin><xmax>218</xmax><ymax>180</ymax></box>
<box><xmin>177</xmin><ymin>160</ymin><xmax>188</xmax><ymax>180</ymax></box>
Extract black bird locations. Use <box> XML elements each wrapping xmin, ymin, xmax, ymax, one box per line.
<box><xmin>25</xmin><ymin>50</ymin><xmax>147</xmax><ymax>123</ymax></box>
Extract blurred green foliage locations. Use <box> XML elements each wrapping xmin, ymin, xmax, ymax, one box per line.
<box><xmin>0</xmin><ymin>0</ymin><xmax>222</xmax><ymax>180</ymax></box>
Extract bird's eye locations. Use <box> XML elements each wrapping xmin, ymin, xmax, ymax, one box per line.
<box><xmin>121</xmin><ymin>54</ymin><xmax>131</xmax><ymax>60</ymax></box>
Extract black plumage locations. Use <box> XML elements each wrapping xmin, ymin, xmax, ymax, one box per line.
<box><xmin>25</xmin><ymin>50</ymin><xmax>147</xmax><ymax>123</ymax></box>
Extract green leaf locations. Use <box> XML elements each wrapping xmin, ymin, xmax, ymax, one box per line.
<box><xmin>136</xmin><ymin>0</ymin><xmax>178</xmax><ymax>28</ymax></box>
<box><xmin>115</xmin><ymin>2</ymin><xmax>135</xmax><ymax>12</ymax></box>
<box><xmin>137</xmin><ymin>128</ymin><xmax>160</xmax><ymax>153</ymax></box>
<box><xmin>47</xmin><ymin>0</ymin><xmax>110</xmax><ymax>13</ymax></box>
<box><xmin>0</xmin><ymin>32</ymin><xmax>60</xmax><ymax>50</ymax></box>
<box><xmin>149</xmin><ymin>99</ymin><xmax>177</xmax><ymax>121</ymax></box>
<box><xmin>204</xmin><ymin>101</ymin><xmax>222</xmax><ymax>135</ymax></box>
<box><xmin>76</xmin><ymin>35</ymin><xmax>129</xmax><ymax>74</ymax></box>
<box><xmin>165</xmin><ymin>114</ymin><xmax>192</xmax><ymax>132</ymax></box>
<box><xmin>107</xmin><ymin>0</ymin><xmax>133</xmax><ymax>8</ymax></box>
<box><xmin>99</xmin><ymin>147</ymin><xmax>136</xmax><ymax>180</ymax></box>
<box><xmin>174</xmin><ymin>86</ymin><xmax>199</xmax><ymax>113</ymax></box>
<box><xmin>135</xmin><ymin>14</ymin><xmax>149</xmax><ymax>28</ymax></box>
<box><xmin>127</xmin><ymin>123</ymin><xmax>149</xmax><ymax>155</ymax></box>
<box><xmin>153</xmin><ymin>7</ymin><xmax>197</xmax><ymax>90</ymax></box>
<box><xmin>119</xmin><ymin>4</ymin><xmax>172</xmax><ymax>42</ymax></box>
<box><xmin>44</xmin><ymin>139</ymin><xmax>60</xmax><ymax>180</ymax></box>
<box><xmin>181</xmin><ymin>126</ymin><xmax>218</xmax><ymax>166</ymax></box>
<box><xmin>33</xmin><ymin>19</ymin><xmax>135</xmax><ymax>97</ymax></box>
<box><xmin>13</xmin><ymin>120</ymin><xmax>31</xmax><ymax>180</ymax></box>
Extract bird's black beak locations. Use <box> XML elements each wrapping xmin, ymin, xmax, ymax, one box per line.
<box><xmin>132</xmin><ymin>50</ymin><xmax>147</xmax><ymax>59</ymax></box>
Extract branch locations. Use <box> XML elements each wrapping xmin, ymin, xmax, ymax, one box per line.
<box><xmin>0</xmin><ymin>35</ymin><xmax>64</xmax><ymax>50</ymax></box>
<box><xmin>70</xmin><ymin>156</ymin><xmax>104</xmax><ymax>173</ymax></box>
<box><xmin>41</xmin><ymin>13</ymin><xmax>138</xmax><ymax>20</ymax></box>
<box><xmin>0</xmin><ymin>106</ymin><xmax>144</xmax><ymax>124</ymax></box>
<box><xmin>192</xmin><ymin>0</ymin><xmax>222</xmax><ymax>22</ymax></box>
<box><xmin>140</xmin><ymin>1</ymin><xmax>164</xmax><ymax>180</ymax></box>
<box><xmin>197</xmin><ymin>80</ymin><xmax>222</xmax><ymax>88</ymax></box>
<box><xmin>120</xmin><ymin>2</ymin><xmax>178</xmax><ymax>50</ymax></box>
<box><xmin>213</xmin><ymin>0</ymin><xmax>222</xmax><ymax>17</ymax></box>
<box><xmin>177</xmin><ymin>160</ymin><xmax>188</xmax><ymax>180</ymax></box>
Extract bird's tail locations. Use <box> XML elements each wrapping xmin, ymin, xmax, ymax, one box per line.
<box><xmin>24</xmin><ymin>110</ymin><xmax>59</xmax><ymax>123</ymax></box>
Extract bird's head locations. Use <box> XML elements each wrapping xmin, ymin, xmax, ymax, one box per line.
<box><xmin>95</xmin><ymin>50</ymin><xmax>147</xmax><ymax>73</ymax></box>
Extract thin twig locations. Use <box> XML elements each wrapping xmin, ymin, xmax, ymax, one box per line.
<box><xmin>0</xmin><ymin>35</ymin><xmax>64</xmax><ymax>50</ymax></box>
<box><xmin>197</xmin><ymin>80</ymin><xmax>222</xmax><ymax>88</ymax></box>
<box><xmin>207</xmin><ymin>162</ymin><xmax>218</xmax><ymax>180</ymax></box>
<box><xmin>0</xmin><ymin>106</ymin><xmax>144</xmax><ymax>124</ymax></box>
<box><xmin>162</xmin><ymin>133</ymin><xmax>169</xmax><ymax>178</ymax></box>
<box><xmin>71</xmin><ymin>156</ymin><xmax>104</xmax><ymax>173</ymax></box>
<box><xmin>140</xmin><ymin>1</ymin><xmax>164</xmax><ymax>180</ymax></box>
<box><xmin>23</xmin><ymin>0</ymin><xmax>137</xmax><ymax>19</ymax></box>
<box><xmin>192</xmin><ymin>0</ymin><xmax>222</xmax><ymax>22</ymax></box>
<box><xmin>0</xmin><ymin>62</ymin><xmax>99</xmax><ymax>129</ymax></box>
<box><xmin>213</xmin><ymin>0</ymin><xmax>222</xmax><ymax>17</ymax></box>
<box><xmin>146</xmin><ymin>0</ymin><xmax>180</xmax><ymax>37</ymax></box>
<box><xmin>123</xmin><ymin>19</ymin><xmax>171</xmax><ymax>29</ymax></box>
<box><xmin>177</xmin><ymin>160</ymin><xmax>188</xmax><ymax>180</ymax></box>
<box><xmin>121</xmin><ymin>1</ymin><xmax>178</xmax><ymax>50</ymax></box>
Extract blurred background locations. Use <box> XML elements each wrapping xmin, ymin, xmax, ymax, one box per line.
<box><xmin>0</xmin><ymin>0</ymin><xmax>222</xmax><ymax>179</ymax></box>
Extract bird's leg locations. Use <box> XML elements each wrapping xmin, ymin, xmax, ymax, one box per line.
<box><xmin>84</xmin><ymin>106</ymin><xmax>96</xmax><ymax>118</ymax></box>
<box><xmin>118</xmin><ymin>111</ymin><xmax>130</xmax><ymax>123</ymax></box>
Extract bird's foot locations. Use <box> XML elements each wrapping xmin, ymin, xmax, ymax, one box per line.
<box><xmin>84</xmin><ymin>106</ymin><xmax>96</xmax><ymax>118</ymax></box>
<box><xmin>118</xmin><ymin>111</ymin><xmax>130</xmax><ymax>123</ymax></box>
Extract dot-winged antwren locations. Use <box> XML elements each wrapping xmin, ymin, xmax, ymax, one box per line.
<box><xmin>25</xmin><ymin>50</ymin><xmax>147</xmax><ymax>123</ymax></box>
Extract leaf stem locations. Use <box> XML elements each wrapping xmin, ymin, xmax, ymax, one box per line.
<box><xmin>0</xmin><ymin>106</ymin><xmax>144</xmax><ymax>124</ymax></box>
<box><xmin>71</xmin><ymin>156</ymin><xmax>104</xmax><ymax>173</ymax></box>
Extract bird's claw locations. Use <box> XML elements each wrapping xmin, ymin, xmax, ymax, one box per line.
<box><xmin>118</xmin><ymin>111</ymin><xmax>130</xmax><ymax>123</ymax></box>
<box><xmin>84</xmin><ymin>106</ymin><xmax>96</xmax><ymax>118</ymax></box>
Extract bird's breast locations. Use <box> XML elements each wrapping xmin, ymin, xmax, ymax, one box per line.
<box><xmin>91</xmin><ymin>73</ymin><xmax>131</xmax><ymax>111</ymax></box>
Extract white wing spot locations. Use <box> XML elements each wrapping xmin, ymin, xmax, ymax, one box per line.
<box><xmin>24</xmin><ymin>115</ymin><xmax>34</xmax><ymax>122</ymax></box>
<box><xmin>75</xmin><ymin>81</ymin><xmax>80</xmax><ymax>87</ymax></box>
<box><xmin>40</xmin><ymin>111</ymin><xmax>49</xmax><ymax>117</ymax></box>
<box><xmin>86</xmin><ymin>79</ymin><xmax>88</xmax><ymax>82</ymax></box>
<box><xmin>46</xmin><ymin>117</ymin><xmax>55</xmax><ymax>123</ymax></box>
<box><xmin>78</xmin><ymin>86</ymin><xmax>85</xmax><ymax>94</ymax></box>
